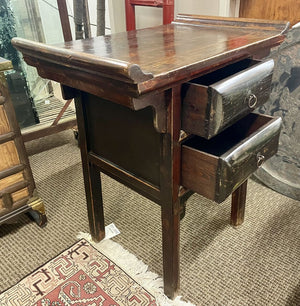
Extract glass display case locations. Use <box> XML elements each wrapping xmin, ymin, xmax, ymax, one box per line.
<box><xmin>0</xmin><ymin>0</ymin><xmax>76</xmax><ymax>131</ymax></box>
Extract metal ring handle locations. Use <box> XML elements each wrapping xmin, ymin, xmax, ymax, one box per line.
<box><xmin>256</xmin><ymin>153</ymin><xmax>265</xmax><ymax>167</ymax></box>
<box><xmin>246</xmin><ymin>93</ymin><xmax>258</xmax><ymax>109</ymax></box>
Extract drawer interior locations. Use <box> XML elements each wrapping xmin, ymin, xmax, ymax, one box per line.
<box><xmin>182</xmin><ymin>113</ymin><xmax>273</xmax><ymax>156</ymax></box>
<box><xmin>189</xmin><ymin>58</ymin><xmax>259</xmax><ymax>86</ymax></box>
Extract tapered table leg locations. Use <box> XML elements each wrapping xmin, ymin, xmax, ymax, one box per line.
<box><xmin>75</xmin><ymin>96</ymin><xmax>105</xmax><ymax>242</ymax></box>
<box><xmin>231</xmin><ymin>180</ymin><xmax>248</xmax><ymax>226</ymax></box>
<box><xmin>161</xmin><ymin>200</ymin><xmax>180</xmax><ymax>299</ymax></box>
<box><xmin>88</xmin><ymin>164</ymin><xmax>105</xmax><ymax>241</ymax></box>
<box><xmin>160</xmin><ymin>86</ymin><xmax>181</xmax><ymax>298</ymax></box>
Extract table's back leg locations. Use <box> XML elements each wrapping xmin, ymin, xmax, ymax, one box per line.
<box><xmin>89</xmin><ymin>164</ymin><xmax>105</xmax><ymax>240</ymax></box>
<box><xmin>231</xmin><ymin>179</ymin><xmax>248</xmax><ymax>226</ymax></box>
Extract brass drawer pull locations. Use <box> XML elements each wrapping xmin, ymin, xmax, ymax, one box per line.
<box><xmin>256</xmin><ymin>153</ymin><xmax>265</xmax><ymax>167</ymax></box>
<box><xmin>246</xmin><ymin>93</ymin><xmax>257</xmax><ymax>109</ymax></box>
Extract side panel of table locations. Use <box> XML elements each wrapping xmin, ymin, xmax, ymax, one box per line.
<box><xmin>74</xmin><ymin>88</ymin><xmax>182</xmax><ymax>298</ymax></box>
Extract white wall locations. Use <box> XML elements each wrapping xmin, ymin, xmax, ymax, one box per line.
<box><xmin>37</xmin><ymin>0</ymin><xmax>111</xmax><ymax>44</ymax></box>
<box><xmin>109</xmin><ymin>0</ymin><xmax>240</xmax><ymax>33</ymax></box>
<box><xmin>38</xmin><ymin>0</ymin><xmax>64</xmax><ymax>44</ymax></box>
<box><xmin>37</xmin><ymin>0</ymin><xmax>240</xmax><ymax>41</ymax></box>
<box><xmin>175</xmin><ymin>0</ymin><xmax>220</xmax><ymax>16</ymax></box>
<box><xmin>108</xmin><ymin>0</ymin><xmax>126</xmax><ymax>33</ymax></box>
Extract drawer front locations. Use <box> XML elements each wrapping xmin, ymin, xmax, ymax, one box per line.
<box><xmin>0</xmin><ymin>140</ymin><xmax>30</xmax><ymax>215</ymax></box>
<box><xmin>0</xmin><ymin>172</ymin><xmax>30</xmax><ymax>216</ymax></box>
<box><xmin>181</xmin><ymin>114</ymin><xmax>282</xmax><ymax>203</ymax></box>
<box><xmin>182</xmin><ymin>59</ymin><xmax>274</xmax><ymax>139</ymax></box>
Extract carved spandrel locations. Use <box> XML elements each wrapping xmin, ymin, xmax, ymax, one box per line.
<box><xmin>132</xmin><ymin>92</ymin><xmax>167</xmax><ymax>133</ymax></box>
<box><xmin>62</xmin><ymin>83</ymin><xmax>168</xmax><ymax>134</ymax></box>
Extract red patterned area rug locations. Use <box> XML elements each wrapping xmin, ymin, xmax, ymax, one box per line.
<box><xmin>0</xmin><ymin>233</ymin><xmax>194</xmax><ymax>306</ymax></box>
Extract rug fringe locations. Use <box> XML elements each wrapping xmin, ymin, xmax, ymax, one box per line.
<box><xmin>77</xmin><ymin>232</ymin><xmax>195</xmax><ymax>306</ymax></box>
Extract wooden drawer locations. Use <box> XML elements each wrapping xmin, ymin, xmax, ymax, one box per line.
<box><xmin>182</xmin><ymin>59</ymin><xmax>274</xmax><ymax>139</ymax></box>
<box><xmin>181</xmin><ymin>113</ymin><xmax>281</xmax><ymax>203</ymax></box>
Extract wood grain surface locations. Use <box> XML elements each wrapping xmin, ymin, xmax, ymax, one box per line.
<box><xmin>0</xmin><ymin>106</ymin><xmax>10</xmax><ymax>134</ymax></box>
<box><xmin>0</xmin><ymin>141</ymin><xmax>20</xmax><ymax>171</ymax></box>
<box><xmin>12</xmin><ymin>15</ymin><xmax>289</xmax><ymax>99</ymax></box>
<box><xmin>239</xmin><ymin>0</ymin><xmax>299</xmax><ymax>26</ymax></box>
<box><xmin>0</xmin><ymin>172</ymin><xmax>29</xmax><ymax>210</ymax></box>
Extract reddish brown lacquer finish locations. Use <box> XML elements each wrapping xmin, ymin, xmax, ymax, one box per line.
<box><xmin>12</xmin><ymin>15</ymin><xmax>288</xmax><ymax>299</ymax></box>
<box><xmin>12</xmin><ymin>15</ymin><xmax>288</xmax><ymax>99</ymax></box>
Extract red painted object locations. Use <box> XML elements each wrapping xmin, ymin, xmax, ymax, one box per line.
<box><xmin>125</xmin><ymin>0</ymin><xmax>174</xmax><ymax>31</ymax></box>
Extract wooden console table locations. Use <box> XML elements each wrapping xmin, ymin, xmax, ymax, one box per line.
<box><xmin>13</xmin><ymin>15</ymin><xmax>288</xmax><ymax>298</ymax></box>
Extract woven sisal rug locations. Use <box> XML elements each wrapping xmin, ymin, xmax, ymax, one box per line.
<box><xmin>0</xmin><ymin>233</ymin><xmax>193</xmax><ymax>306</ymax></box>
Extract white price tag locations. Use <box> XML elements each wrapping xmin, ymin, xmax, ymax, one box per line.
<box><xmin>104</xmin><ymin>223</ymin><xmax>120</xmax><ymax>240</ymax></box>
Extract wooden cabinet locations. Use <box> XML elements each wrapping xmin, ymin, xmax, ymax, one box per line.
<box><xmin>12</xmin><ymin>15</ymin><xmax>288</xmax><ymax>298</ymax></box>
<box><xmin>0</xmin><ymin>58</ymin><xmax>47</xmax><ymax>226</ymax></box>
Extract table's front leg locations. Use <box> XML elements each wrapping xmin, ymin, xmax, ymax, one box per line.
<box><xmin>75</xmin><ymin>97</ymin><xmax>105</xmax><ymax>242</ymax></box>
<box><xmin>160</xmin><ymin>86</ymin><xmax>182</xmax><ymax>298</ymax></box>
<box><xmin>161</xmin><ymin>179</ymin><xmax>181</xmax><ymax>298</ymax></box>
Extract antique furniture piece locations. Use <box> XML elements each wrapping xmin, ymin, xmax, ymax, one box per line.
<box><xmin>0</xmin><ymin>57</ymin><xmax>47</xmax><ymax>226</ymax></box>
<box><xmin>12</xmin><ymin>15</ymin><xmax>288</xmax><ymax>298</ymax></box>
